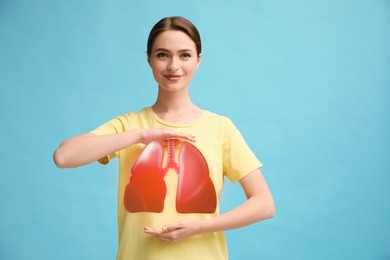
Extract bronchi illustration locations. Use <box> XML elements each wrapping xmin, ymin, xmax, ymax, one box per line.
<box><xmin>124</xmin><ymin>139</ymin><xmax>217</xmax><ymax>214</ymax></box>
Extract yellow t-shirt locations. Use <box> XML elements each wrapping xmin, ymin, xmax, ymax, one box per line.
<box><xmin>91</xmin><ymin>107</ymin><xmax>262</xmax><ymax>260</ymax></box>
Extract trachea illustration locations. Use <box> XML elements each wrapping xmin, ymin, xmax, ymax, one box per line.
<box><xmin>124</xmin><ymin>139</ymin><xmax>217</xmax><ymax>214</ymax></box>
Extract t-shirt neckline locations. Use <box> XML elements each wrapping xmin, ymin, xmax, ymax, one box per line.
<box><xmin>147</xmin><ymin>107</ymin><xmax>207</xmax><ymax>128</ymax></box>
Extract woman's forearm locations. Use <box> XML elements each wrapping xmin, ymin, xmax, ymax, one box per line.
<box><xmin>143</xmin><ymin>181</ymin><xmax>274</xmax><ymax>242</ymax></box>
<box><xmin>201</xmin><ymin>195</ymin><xmax>275</xmax><ymax>233</ymax></box>
<box><xmin>53</xmin><ymin>128</ymin><xmax>197</xmax><ymax>169</ymax></box>
<box><xmin>202</xmin><ymin>170</ymin><xmax>275</xmax><ymax>233</ymax></box>
<box><xmin>144</xmin><ymin>170</ymin><xmax>274</xmax><ymax>242</ymax></box>
<box><xmin>53</xmin><ymin>130</ymin><xmax>143</xmax><ymax>168</ymax></box>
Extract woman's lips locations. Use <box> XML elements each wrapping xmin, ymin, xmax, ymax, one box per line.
<box><xmin>164</xmin><ymin>75</ymin><xmax>182</xmax><ymax>81</ymax></box>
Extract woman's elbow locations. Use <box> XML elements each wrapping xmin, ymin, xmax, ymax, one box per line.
<box><xmin>53</xmin><ymin>142</ymin><xmax>75</xmax><ymax>168</ymax></box>
<box><xmin>267</xmin><ymin>201</ymin><xmax>276</xmax><ymax>219</ymax></box>
<box><xmin>53</xmin><ymin>147</ymin><xmax>67</xmax><ymax>168</ymax></box>
<box><xmin>261</xmin><ymin>197</ymin><xmax>276</xmax><ymax>220</ymax></box>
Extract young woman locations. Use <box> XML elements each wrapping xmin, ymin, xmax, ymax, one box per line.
<box><xmin>54</xmin><ymin>16</ymin><xmax>274</xmax><ymax>260</ymax></box>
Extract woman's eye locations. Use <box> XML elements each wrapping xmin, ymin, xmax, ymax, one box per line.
<box><xmin>181</xmin><ymin>53</ymin><xmax>191</xmax><ymax>58</ymax></box>
<box><xmin>157</xmin><ymin>53</ymin><xmax>168</xmax><ymax>58</ymax></box>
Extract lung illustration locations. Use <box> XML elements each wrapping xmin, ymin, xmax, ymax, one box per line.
<box><xmin>123</xmin><ymin>139</ymin><xmax>217</xmax><ymax>214</ymax></box>
<box><xmin>176</xmin><ymin>142</ymin><xmax>217</xmax><ymax>213</ymax></box>
<box><xmin>124</xmin><ymin>141</ymin><xmax>166</xmax><ymax>213</ymax></box>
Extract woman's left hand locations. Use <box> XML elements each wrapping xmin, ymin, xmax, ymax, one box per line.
<box><xmin>144</xmin><ymin>169</ymin><xmax>274</xmax><ymax>243</ymax></box>
<box><xmin>144</xmin><ymin>219</ymin><xmax>201</xmax><ymax>242</ymax></box>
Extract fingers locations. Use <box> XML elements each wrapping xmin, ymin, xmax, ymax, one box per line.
<box><xmin>142</xmin><ymin>128</ymin><xmax>196</xmax><ymax>144</ymax></box>
<box><xmin>144</xmin><ymin>220</ymin><xmax>198</xmax><ymax>243</ymax></box>
<box><xmin>143</xmin><ymin>224</ymin><xmax>181</xmax><ymax>235</ymax></box>
<box><xmin>161</xmin><ymin>222</ymin><xmax>182</xmax><ymax>232</ymax></box>
<box><xmin>144</xmin><ymin>222</ymin><xmax>185</xmax><ymax>243</ymax></box>
<box><xmin>143</xmin><ymin>227</ymin><xmax>155</xmax><ymax>233</ymax></box>
<box><xmin>163</xmin><ymin>129</ymin><xmax>196</xmax><ymax>142</ymax></box>
<box><xmin>144</xmin><ymin>226</ymin><xmax>181</xmax><ymax>242</ymax></box>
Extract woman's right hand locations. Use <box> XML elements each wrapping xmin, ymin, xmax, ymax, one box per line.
<box><xmin>139</xmin><ymin>128</ymin><xmax>196</xmax><ymax>144</ymax></box>
<box><xmin>54</xmin><ymin>128</ymin><xmax>196</xmax><ymax>168</ymax></box>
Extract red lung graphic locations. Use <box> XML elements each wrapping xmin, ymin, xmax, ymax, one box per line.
<box><xmin>176</xmin><ymin>142</ymin><xmax>217</xmax><ymax>213</ymax></box>
<box><xmin>124</xmin><ymin>141</ymin><xmax>166</xmax><ymax>213</ymax></box>
<box><xmin>123</xmin><ymin>140</ymin><xmax>217</xmax><ymax>214</ymax></box>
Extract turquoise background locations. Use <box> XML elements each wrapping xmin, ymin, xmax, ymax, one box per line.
<box><xmin>1</xmin><ymin>0</ymin><xmax>389</xmax><ymax>259</ymax></box>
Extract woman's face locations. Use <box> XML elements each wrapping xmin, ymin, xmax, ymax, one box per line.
<box><xmin>148</xmin><ymin>30</ymin><xmax>201</xmax><ymax>93</ymax></box>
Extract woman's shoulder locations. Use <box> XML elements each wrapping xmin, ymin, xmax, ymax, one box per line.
<box><xmin>204</xmin><ymin>110</ymin><xmax>232</xmax><ymax>123</ymax></box>
<box><xmin>120</xmin><ymin>107</ymin><xmax>151</xmax><ymax>118</ymax></box>
<box><xmin>201</xmin><ymin>110</ymin><xmax>236</xmax><ymax>130</ymax></box>
<box><xmin>108</xmin><ymin>107</ymin><xmax>151</xmax><ymax>126</ymax></box>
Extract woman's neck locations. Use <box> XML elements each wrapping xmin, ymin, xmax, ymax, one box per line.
<box><xmin>152</xmin><ymin>88</ymin><xmax>203</xmax><ymax>124</ymax></box>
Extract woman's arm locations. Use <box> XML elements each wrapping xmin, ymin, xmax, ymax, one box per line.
<box><xmin>204</xmin><ymin>168</ymin><xmax>275</xmax><ymax>230</ymax></box>
<box><xmin>144</xmin><ymin>169</ymin><xmax>275</xmax><ymax>242</ymax></box>
<box><xmin>53</xmin><ymin>129</ymin><xmax>196</xmax><ymax>168</ymax></box>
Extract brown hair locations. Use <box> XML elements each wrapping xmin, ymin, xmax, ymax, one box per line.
<box><xmin>147</xmin><ymin>16</ymin><xmax>202</xmax><ymax>57</ymax></box>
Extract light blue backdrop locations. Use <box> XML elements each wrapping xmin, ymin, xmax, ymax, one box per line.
<box><xmin>1</xmin><ymin>1</ymin><xmax>389</xmax><ymax>259</ymax></box>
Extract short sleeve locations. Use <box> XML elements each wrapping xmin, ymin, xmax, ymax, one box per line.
<box><xmin>222</xmin><ymin>119</ymin><xmax>262</xmax><ymax>183</ymax></box>
<box><xmin>90</xmin><ymin>116</ymin><xmax>127</xmax><ymax>164</ymax></box>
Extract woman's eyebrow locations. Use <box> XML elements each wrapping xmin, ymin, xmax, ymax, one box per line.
<box><xmin>153</xmin><ymin>48</ymin><xmax>193</xmax><ymax>53</ymax></box>
<box><xmin>154</xmin><ymin>48</ymin><xmax>170</xmax><ymax>53</ymax></box>
<box><xmin>178</xmin><ymin>49</ymin><xmax>193</xmax><ymax>53</ymax></box>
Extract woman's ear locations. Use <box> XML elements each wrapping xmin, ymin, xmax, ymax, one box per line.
<box><xmin>147</xmin><ymin>52</ymin><xmax>151</xmax><ymax>67</ymax></box>
<box><xmin>196</xmin><ymin>53</ymin><xmax>202</xmax><ymax>70</ymax></box>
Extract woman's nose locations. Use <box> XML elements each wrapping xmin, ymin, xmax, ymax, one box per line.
<box><xmin>167</xmin><ymin>57</ymin><xmax>179</xmax><ymax>72</ymax></box>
